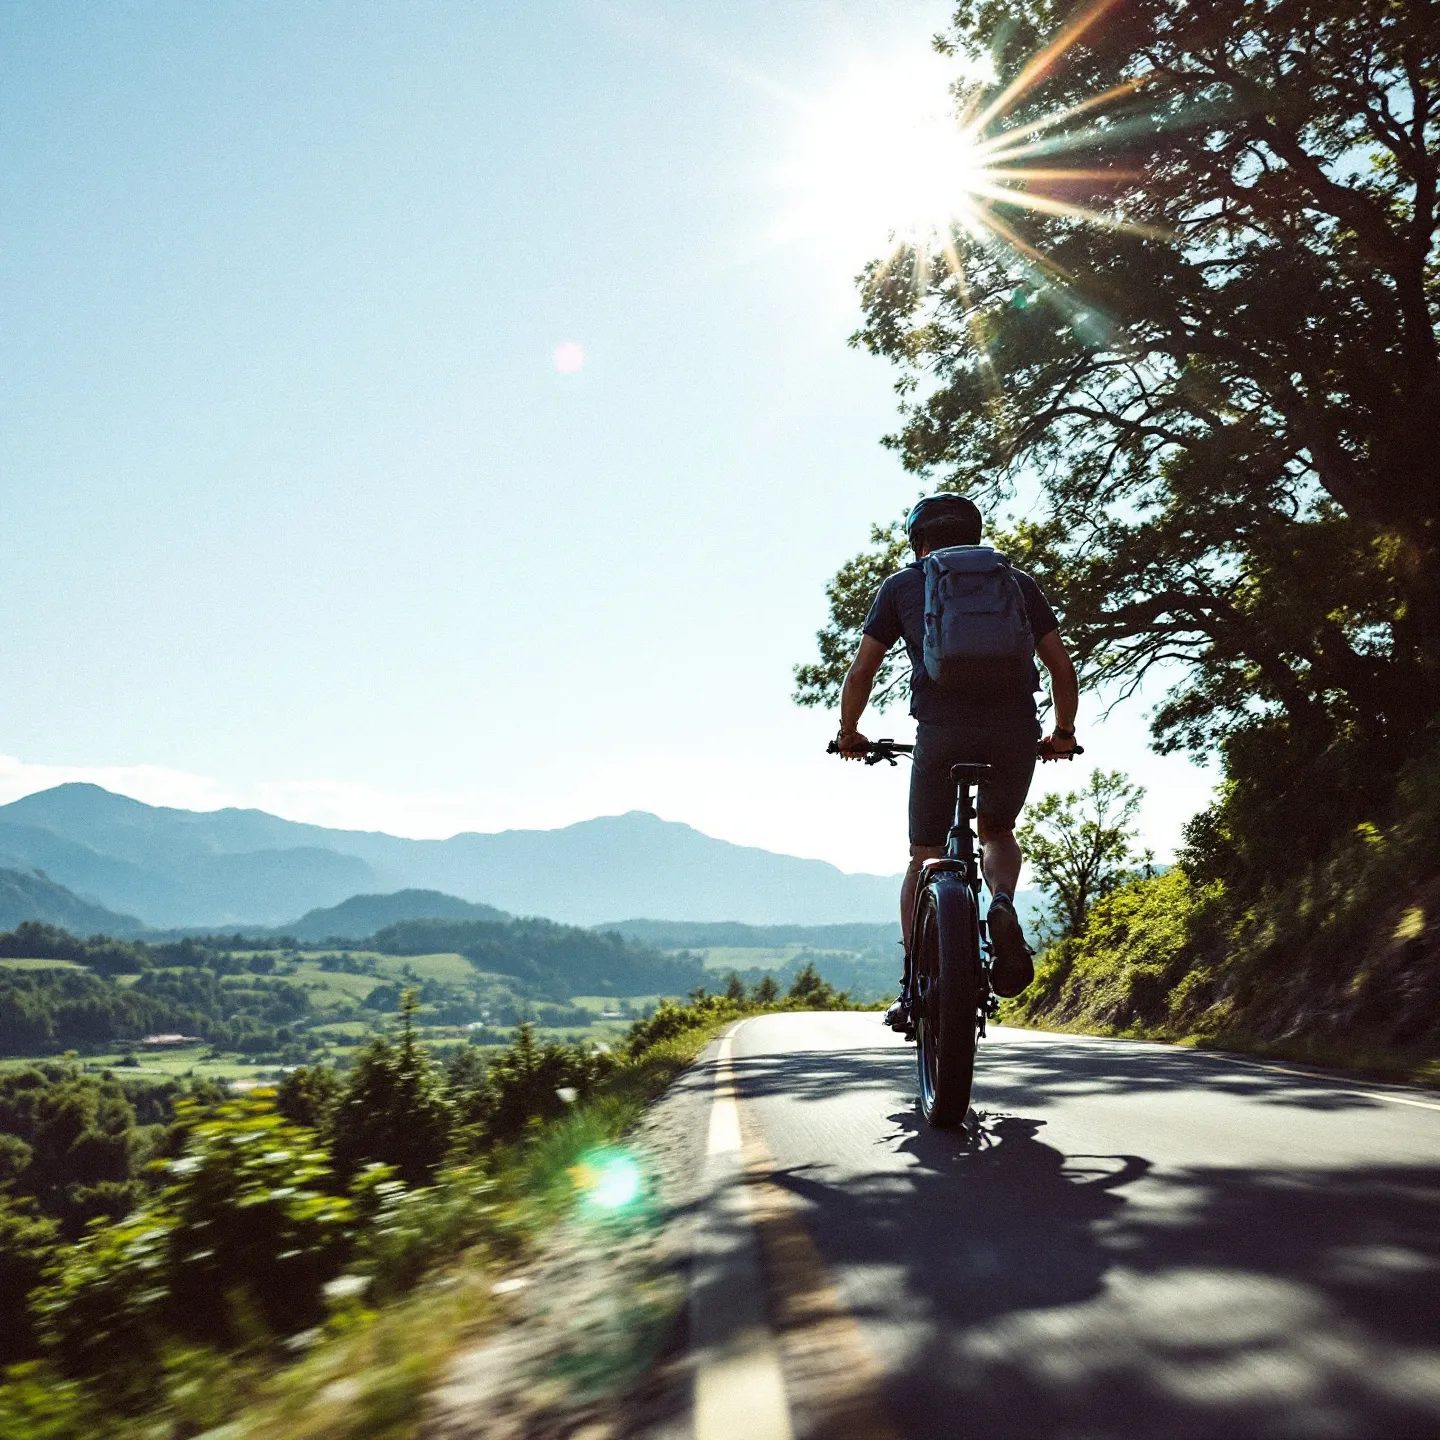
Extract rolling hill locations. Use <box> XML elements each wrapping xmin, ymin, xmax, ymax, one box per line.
<box><xmin>0</xmin><ymin>867</ymin><xmax>142</xmax><ymax>935</ymax></box>
<box><xmin>281</xmin><ymin>890</ymin><xmax>511</xmax><ymax>942</ymax></box>
<box><xmin>0</xmin><ymin>785</ymin><xmax>901</xmax><ymax>928</ymax></box>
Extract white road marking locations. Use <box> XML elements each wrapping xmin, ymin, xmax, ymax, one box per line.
<box><xmin>1198</xmin><ymin>1052</ymin><xmax>1440</xmax><ymax>1113</ymax></box>
<box><xmin>707</xmin><ymin>1034</ymin><xmax>743</xmax><ymax>1154</ymax></box>
<box><xmin>692</xmin><ymin>1024</ymin><xmax>795</xmax><ymax>1440</ymax></box>
<box><xmin>694</xmin><ymin>1332</ymin><xmax>792</xmax><ymax>1440</ymax></box>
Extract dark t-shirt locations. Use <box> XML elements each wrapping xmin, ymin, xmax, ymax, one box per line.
<box><xmin>862</xmin><ymin>560</ymin><xmax>1060</xmax><ymax>724</ymax></box>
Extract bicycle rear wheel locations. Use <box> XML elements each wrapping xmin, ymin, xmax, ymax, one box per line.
<box><xmin>913</xmin><ymin>879</ymin><xmax>981</xmax><ymax>1128</ymax></box>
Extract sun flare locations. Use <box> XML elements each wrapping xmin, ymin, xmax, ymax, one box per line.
<box><xmin>784</xmin><ymin>51</ymin><xmax>993</xmax><ymax>266</ymax></box>
<box><xmin>779</xmin><ymin>0</ymin><xmax>1158</xmax><ymax>285</ymax></box>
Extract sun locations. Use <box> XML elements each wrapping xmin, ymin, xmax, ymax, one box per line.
<box><xmin>777</xmin><ymin>0</ymin><xmax>1160</xmax><ymax>283</ymax></box>
<box><xmin>782</xmin><ymin>51</ymin><xmax>992</xmax><ymax>267</ymax></box>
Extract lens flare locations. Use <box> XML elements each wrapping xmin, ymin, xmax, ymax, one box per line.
<box><xmin>553</xmin><ymin>340</ymin><xmax>585</xmax><ymax>373</ymax></box>
<box><xmin>570</xmin><ymin>1147</ymin><xmax>645</xmax><ymax>1215</ymax></box>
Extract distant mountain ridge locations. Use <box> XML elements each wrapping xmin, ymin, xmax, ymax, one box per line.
<box><xmin>0</xmin><ymin>867</ymin><xmax>141</xmax><ymax>936</ymax></box>
<box><xmin>0</xmin><ymin>785</ymin><xmax>901</xmax><ymax>928</ymax></box>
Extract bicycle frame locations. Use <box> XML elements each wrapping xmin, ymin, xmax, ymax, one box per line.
<box><xmin>908</xmin><ymin>763</ymin><xmax>997</xmax><ymax>1038</ymax></box>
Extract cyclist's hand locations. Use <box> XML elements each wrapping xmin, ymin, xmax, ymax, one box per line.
<box><xmin>837</xmin><ymin>728</ymin><xmax>869</xmax><ymax>760</ymax></box>
<box><xmin>1039</xmin><ymin>731</ymin><xmax>1080</xmax><ymax>762</ymax></box>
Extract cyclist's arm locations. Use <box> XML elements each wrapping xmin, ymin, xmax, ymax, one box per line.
<box><xmin>838</xmin><ymin>635</ymin><xmax>888</xmax><ymax>747</ymax></box>
<box><xmin>1036</xmin><ymin>628</ymin><xmax>1079</xmax><ymax>733</ymax></box>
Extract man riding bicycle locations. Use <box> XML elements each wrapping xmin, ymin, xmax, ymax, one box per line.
<box><xmin>836</xmin><ymin>494</ymin><xmax>1079</xmax><ymax>1031</ymax></box>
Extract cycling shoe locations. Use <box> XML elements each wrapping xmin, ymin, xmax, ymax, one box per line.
<box><xmin>883</xmin><ymin>992</ymin><xmax>911</xmax><ymax>1032</ymax></box>
<box><xmin>987</xmin><ymin>897</ymin><xmax>1034</xmax><ymax>998</ymax></box>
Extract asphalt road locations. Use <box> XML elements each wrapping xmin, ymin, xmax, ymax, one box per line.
<box><xmin>720</xmin><ymin>1012</ymin><xmax>1440</xmax><ymax>1440</ymax></box>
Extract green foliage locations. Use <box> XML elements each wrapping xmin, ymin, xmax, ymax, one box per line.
<box><xmin>1016</xmin><ymin>771</ymin><xmax>1150</xmax><ymax>938</ymax></box>
<box><xmin>356</xmin><ymin>1163</ymin><xmax>499</xmax><ymax>1303</ymax></box>
<box><xmin>1014</xmin><ymin>738</ymin><xmax>1440</xmax><ymax>1067</ymax></box>
<box><xmin>0</xmin><ymin>1066</ymin><xmax>155</xmax><ymax>1238</ymax></box>
<box><xmin>329</xmin><ymin>994</ymin><xmax>452</xmax><ymax>1185</ymax></box>
<box><xmin>1009</xmin><ymin>868</ymin><xmax>1216</xmax><ymax>1032</ymax></box>
<box><xmin>785</xmin><ymin>960</ymin><xmax>851</xmax><ymax>1009</ymax></box>
<box><xmin>162</xmin><ymin>1096</ymin><xmax>351</xmax><ymax>1340</ymax></box>
<box><xmin>0</xmin><ymin>1194</ymin><xmax>59</xmax><ymax>1361</ymax></box>
<box><xmin>34</xmin><ymin>1092</ymin><xmax>351</xmax><ymax>1401</ymax></box>
<box><xmin>793</xmin><ymin>522</ymin><xmax>911</xmax><ymax>709</ymax></box>
<box><xmin>0</xmin><ymin>957</ymin><xmax>316</xmax><ymax>1057</ymax></box>
<box><xmin>0</xmin><ymin>975</ymin><xmax>868</xmax><ymax>1431</ymax></box>
<box><xmin>275</xmin><ymin>1063</ymin><xmax>342</xmax><ymax>1132</ymax></box>
<box><xmin>476</xmin><ymin>1022</ymin><xmax>616</xmax><ymax>1149</ymax></box>
<box><xmin>32</xmin><ymin>1205</ymin><xmax>179</xmax><ymax>1400</ymax></box>
<box><xmin>0</xmin><ymin>923</ymin><xmax>150</xmax><ymax>976</ymax></box>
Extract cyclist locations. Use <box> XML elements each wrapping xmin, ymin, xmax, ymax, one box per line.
<box><xmin>835</xmin><ymin>494</ymin><xmax>1079</xmax><ymax>1030</ymax></box>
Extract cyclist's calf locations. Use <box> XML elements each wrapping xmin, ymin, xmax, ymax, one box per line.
<box><xmin>902</xmin><ymin>844</ymin><xmax>945</xmax><ymax>952</ymax></box>
<box><xmin>976</xmin><ymin>818</ymin><xmax>1022</xmax><ymax>901</ymax></box>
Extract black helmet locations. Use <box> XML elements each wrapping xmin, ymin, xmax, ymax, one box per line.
<box><xmin>905</xmin><ymin>493</ymin><xmax>983</xmax><ymax>545</ymax></box>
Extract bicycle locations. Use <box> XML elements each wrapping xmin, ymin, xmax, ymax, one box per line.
<box><xmin>827</xmin><ymin>733</ymin><xmax>1082</xmax><ymax>1129</ymax></box>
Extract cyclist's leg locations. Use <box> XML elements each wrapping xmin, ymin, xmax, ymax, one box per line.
<box><xmin>900</xmin><ymin>844</ymin><xmax>944</xmax><ymax>955</ymax></box>
<box><xmin>906</xmin><ymin>724</ymin><xmax>959</xmax><ymax>949</ymax></box>
<box><xmin>972</xmin><ymin>723</ymin><xmax>1039</xmax><ymax>995</ymax></box>
<box><xmin>887</xmin><ymin>726</ymin><xmax>954</xmax><ymax>1028</ymax></box>
<box><xmin>976</xmin><ymin>818</ymin><xmax>1022</xmax><ymax>898</ymax></box>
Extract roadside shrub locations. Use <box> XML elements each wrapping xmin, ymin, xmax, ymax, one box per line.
<box><xmin>275</xmin><ymin>1063</ymin><xmax>342</xmax><ymax>1132</ymax></box>
<box><xmin>35</xmin><ymin>1093</ymin><xmax>352</xmax><ymax>1397</ymax></box>
<box><xmin>33</xmin><ymin>1206</ymin><xmax>177</xmax><ymax>1400</ymax></box>
<box><xmin>330</xmin><ymin>1031</ymin><xmax>454</xmax><ymax>1186</ymax></box>
<box><xmin>355</xmin><ymin>1164</ymin><xmax>499</xmax><ymax>1302</ymax></box>
<box><xmin>478</xmin><ymin>1024</ymin><xmax>616</xmax><ymax>1148</ymax></box>
<box><xmin>162</xmin><ymin>1095</ymin><xmax>351</xmax><ymax>1342</ymax></box>
<box><xmin>0</xmin><ymin>1193</ymin><xmax>59</xmax><ymax>1362</ymax></box>
<box><xmin>1009</xmin><ymin>869</ymin><xmax>1215</xmax><ymax>1032</ymax></box>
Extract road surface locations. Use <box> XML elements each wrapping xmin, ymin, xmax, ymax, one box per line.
<box><xmin>690</xmin><ymin>1012</ymin><xmax>1440</xmax><ymax>1440</ymax></box>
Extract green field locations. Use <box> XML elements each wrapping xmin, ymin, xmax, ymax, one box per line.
<box><xmin>0</xmin><ymin>1045</ymin><xmax>282</xmax><ymax>1084</ymax></box>
<box><xmin>686</xmin><ymin>944</ymin><xmax>825</xmax><ymax>971</ymax></box>
<box><xmin>0</xmin><ymin>957</ymin><xmax>86</xmax><ymax>971</ymax></box>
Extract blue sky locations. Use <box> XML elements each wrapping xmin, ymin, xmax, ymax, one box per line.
<box><xmin>0</xmin><ymin>0</ymin><xmax>1213</xmax><ymax>875</ymax></box>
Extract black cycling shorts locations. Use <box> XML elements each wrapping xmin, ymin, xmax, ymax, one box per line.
<box><xmin>909</xmin><ymin>718</ymin><xmax>1041</xmax><ymax>848</ymax></box>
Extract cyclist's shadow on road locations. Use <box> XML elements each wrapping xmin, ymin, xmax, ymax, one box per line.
<box><xmin>768</xmin><ymin>1109</ymin><xmax>1150</xmax><ymax>1324</ymax></box>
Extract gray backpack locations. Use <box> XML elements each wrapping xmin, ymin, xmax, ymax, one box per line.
<box><xmin>922</xmin><ymin>546</ymin><xmax>1034</xmax><ymax>689</ymax></box>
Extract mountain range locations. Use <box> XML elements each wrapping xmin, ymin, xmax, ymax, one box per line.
<box><xmin>0</xmin><ymin>784</ymin><xmax>901</xmax><ymax>929</ymax></box>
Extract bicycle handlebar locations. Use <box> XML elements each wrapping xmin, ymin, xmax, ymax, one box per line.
<box><xmin>828</xmin><ymin>735</ymin><xmax>1086</xmax><ymax>765</ymax></box>
<box><xmin>825</xmin><ymin>738</ymin><xmax>915</xmax><ymax>766</ymax></box>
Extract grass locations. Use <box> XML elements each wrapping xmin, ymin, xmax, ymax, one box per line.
<box><xmin>297</xmin><ymin>951</ymin><xmax>479</xmax><ymax>987</ymax></box>
<box><xmin>682</xmin><ymin>944</ymin><xmax>863</xmax><ymax>972</ymax></box>
<box><xmin>0</xmin><ymin>957</ymin><xmax>86</xmax><ymax>971</ymax></box>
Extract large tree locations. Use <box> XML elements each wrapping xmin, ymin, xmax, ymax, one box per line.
<box><xmin>797</xmin><ymin>0</ymin><xmax>1439</xmax><ymax>877</ymax></box>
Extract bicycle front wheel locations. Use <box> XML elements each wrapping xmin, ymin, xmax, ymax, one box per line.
<box><xmin>913</xmin><ymin>878</ymin><xmax>981</xmax><ymax>1128</ymax></box>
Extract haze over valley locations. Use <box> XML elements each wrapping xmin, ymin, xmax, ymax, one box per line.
<box><xmin>0</xmin><ymin>783</ymin><xmax>902</xmax><ymax>929</ymax></box>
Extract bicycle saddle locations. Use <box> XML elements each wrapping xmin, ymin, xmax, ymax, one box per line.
<box><xmin>949</xmin><ymin>763</ymin><xmax>993</xmax><ymax>784</ymax></box>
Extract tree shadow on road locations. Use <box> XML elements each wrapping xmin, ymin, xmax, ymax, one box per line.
<box><xmin>729</xmin><ymin>1027</ymin><xmax>1427</xmax><ymax>1115</ymax></box>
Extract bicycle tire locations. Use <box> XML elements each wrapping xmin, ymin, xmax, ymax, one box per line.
<box><xmin>913</xmin><ymin>878</ymin><xmax>981</xmax><ymax>1128</ymax></box>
